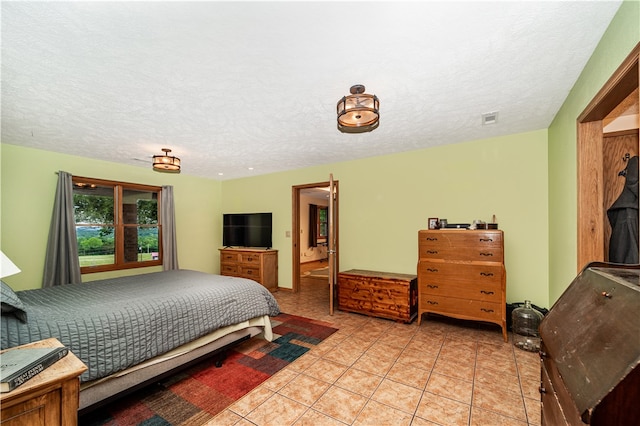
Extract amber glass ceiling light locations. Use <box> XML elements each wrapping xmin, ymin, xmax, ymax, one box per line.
<box><xmin>153</xmin><ymin>148</ymin><xmax>181</xmax><ymax>173</ymax></box>
<box><xmin>337</xmin><ymin>84</ymin><xmax>379</xmax><ymax>133</ymax></box>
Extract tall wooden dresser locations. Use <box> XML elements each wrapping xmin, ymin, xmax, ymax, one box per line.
<box><xmin>539</xmin><ymin>263</ymin><xmax>640</xmax><ymax>425</ymax></box>
<box><xmin>417</xmin><ymin>229</ymin><xmax>507</xmax><ymax>342</ymax></box>
<box><xmin>219</xmin><ymin>248</ymin><xmax>278</xmax><ymax>292</ymax></box>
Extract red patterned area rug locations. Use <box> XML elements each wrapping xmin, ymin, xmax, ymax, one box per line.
<box><xmin>79</xmin><ymin>313</ymin><xmax>337</xmax><ymax>426</ymax></box>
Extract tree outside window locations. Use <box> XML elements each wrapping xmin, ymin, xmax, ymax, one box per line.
<box><xmin>73</xmin><ymin>177</ymin><xmax>162</xmax><ymax>273</ymax></box>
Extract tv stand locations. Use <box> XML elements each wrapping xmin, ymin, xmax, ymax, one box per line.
<box><xmin>219</xmin><ymin>248</ymin><xmax>278</xmax><ymax>292</ymax></box>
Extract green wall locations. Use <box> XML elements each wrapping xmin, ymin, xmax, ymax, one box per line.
<box><xmin>0</xmin><ymin>144</ymin><xmax>221</xmax><ymax>290</ymax></box>
<box><xmin>548</xmin><ymin>0</ymin><xmax>639</xmax><ymax>304</ymax></box>
<box><xmin>222</xmin><ymin>129</ymin><xmax>550</xmax><ymax>307</ymax></box>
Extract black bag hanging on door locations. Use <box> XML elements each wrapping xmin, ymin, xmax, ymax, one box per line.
<box><xmin>607</xmin><ymin>155</ymin><xmax>639</xmax><ymax>264</ymax></box>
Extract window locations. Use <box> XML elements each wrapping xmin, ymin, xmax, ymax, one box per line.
<box><xmin>318</xmin><ymin>206</ymin><xmax>328</xmax><ymax>240</ymax></box>
<box><xmin>73</xmin><ymin>177</ymin><xmax>162</xmax><ymax>273</ymax></box>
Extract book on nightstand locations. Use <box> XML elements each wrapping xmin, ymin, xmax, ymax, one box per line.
<box><xmin>0</xmin><ymin>346</ymin><xmax>69</xmax><ymax>392</ymax></box>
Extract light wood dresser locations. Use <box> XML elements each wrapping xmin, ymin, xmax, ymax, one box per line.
<box><xmin>338</xmin><ymin>269</ymin><xmax>418</xmax><ymax>323</ymax></box>
<box><xmin>0</xmin><ymin>338</ymin><xmax>87</xmax><ymax>426</ymax></box>
<box><xmin>417</xmin><ymin>229</ymin><xmax>507</xmax><ymax>341</ymax></box>
<box><xmin>219</xmin><ymin>248</ymin><xmax>278</xmax><ymax>292</ymax></box>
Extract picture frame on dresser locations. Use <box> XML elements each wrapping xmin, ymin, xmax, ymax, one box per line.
<box><xmin>428</xmin><ymin>218</ymin><xmax>439</xmax><ymax>230</ymax></box>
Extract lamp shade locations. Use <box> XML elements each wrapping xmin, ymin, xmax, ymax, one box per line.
<box><xmin>337</xmin><ymin>84</ymin><xmax>379</xmax><ymax>132</ymax></box>
<box><xmin>1</xmin><ymin>251</ymin><xmax>21</xmax><ymax>279</ymax></box>
<box><xmin>153</xmin><ymin>148</ymin><xmax>181</xmax><ymax>173</ymax></box>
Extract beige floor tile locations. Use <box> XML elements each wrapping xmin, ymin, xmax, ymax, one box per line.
<box><xmin>433</xmin><ymin>357</ymin><xmax>475</xmax><ymax>381</ymax></box>
<box><xmin>365</xmin><ymin>341</ymin><xmax>403</xmax><ymax>361</ymax></box>
<box><xmin>353</xmin><ymin>399</ymin><xmax>413</xmax><ymax>426</ymax></box>
<box><xmin>524</xmin><ymin>397</ymin><xmax>542</xmax><ymax>426</ymax></box>
<box><xmin>370</xmin><ymin>378</ymin><xmax>422</xmax><ymax>414</ymax></box>
<box><xmin>395</xmin><ymin>347</ymin><xmax>437</xmax><ymax>371</ymax></box>
<box><xmin>245</xmin><ymin>393</ymin><xmax>309</xmax><ymax>426</ymax></box>
<box><xmin>279</xmin><ymin>373</ymin><xmax>331</xmax><ymax>406</ymax></box>
<box><xmin>227</xmin><ymin>386</ymin><xmax>275</xmax><ymax>417</ymax></box>
<box><xmin>425</xmin><ymin>372</ymin><xmax>473</xmax><ymax>404</ymax></box>
<box><xmin>293</xmin><ymin>408</ymin><xmax>348</xmax><ymax>426</ymax></box>
<box><xmin>322</xmin><ymin>343</ymin><xmax>366</xmax><ymax>366</ymax></box>
<box><xmin>386</xmin><ymin>361</ymin><xmax>431</xmax><ymax>389</ymax></box>
<box><xmin>415</xmin><ymin>391</ymin><xmax>471</xmax><ymax>426</ymax></box>
<box><xmin>351</xmin><ymin>352</ymin><xmax>395</xmax><ymax>376</ymax></box>
<box><xmin>470</xmin><ymin>406</ymin><xmax>529</xmax><ymax>425</ymax></box>
<box><xmin>472</xmin><ymin>385</ymin><xmax>527</xmax><ymax>422</ymax></box>
<box><xmin>261</xmin><ymin>368</ymin><xmax>298</xmax><ymax>392</ymax></box>
<box><xmin>335</xmin><ymin>367</ymin><xmax>384</xmax><ymax>397</ymax></box>
<box><xmin>475</xmin><ymin>368</ymin><xmax>522</xmax><ymax>396</ymax></box>
<box><xmin>301</xmin><ymin>358</ymin><xmax>348</xmax><ymax>383</ymax></box>
<box><xmin>311</xmin><ymin>385</ymin><xmax>369</xmax><ymax>424</ymax></box>
<box><xmin>287</xmin><ymin>352</ymin><xmax>320</xmax><ymax>373</ymax></box>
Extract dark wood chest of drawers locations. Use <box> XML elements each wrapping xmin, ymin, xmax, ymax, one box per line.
<box><xmin>539</xmin><ymin>263</ymin><xmax>640</xmax><ymax>425</ymax></box>
<box><xmin>417</xmin><ymin>229</ymin><xmax>507</xmax><ymax>341</ymax></box>
<box><xmin>338</xmin><ymin>269</ymin><xmax>418</xmax><ymax>323</ymax></box>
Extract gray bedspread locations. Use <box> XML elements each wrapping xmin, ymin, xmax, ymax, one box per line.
<box><xmin>1</xmin><ymin>270</ymin><xmax>280</xmax><ymax>382</ymax></box>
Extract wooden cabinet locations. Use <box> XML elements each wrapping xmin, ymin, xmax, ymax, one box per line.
<box><xmin>338</xmin><ymin>269</ymin><xmax>418</xmax><ymax>323</ymax></box>
<box><xmin>539</xmin><ymin>263</ymin><xmax>640</xmax><ymax>425</ymax></box>
<box><xmin>219</xmin><ymin>248</ymin><xmax>278</xmax><ymax>292</ymax></box>
<box><xmin>0</xmin><ymin>338</ymin><xmax>87</xmax><ymax>426</ymax></box>
<box><xmin>417</xmin><ymin>229</ymin><xmax>507</xmax><ymax>342</ymax></box>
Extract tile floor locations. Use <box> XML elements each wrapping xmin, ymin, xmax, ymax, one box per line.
<box><xmin>211</xmin><ymin>270</ymin><xmax>541</xmax><ymax>425</ymax></box>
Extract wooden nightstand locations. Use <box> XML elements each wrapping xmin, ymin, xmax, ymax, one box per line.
<box><xmin>1</xmin><ymin>338</ymin><xmax>87</xmax><ymax>426</ymax></box>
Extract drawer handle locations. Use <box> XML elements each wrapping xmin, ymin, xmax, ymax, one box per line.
<box><xmin>479</xmin><ymin>238</ymin><xmax>493</xmax><ymax>242</ymax></box>
<box><xmin>480</xmin><ymin>272</ymin><xmax>494</xmax><ymax>277</ymax></box>
<box><xmin>427</xmin><ymin>284</ymin><xmax>439</xmax><ymax>289</ymax></box>
<box><xmin>246</xmin><ymin>270</ymin><xmax>253</xmax><ymax>275</ymax></box>
<box><xmin>479</xmin><ymin>252</ymin><xmax>493</xmax><ymax>257</ymax></box>
<box><xmin>247</xmin><ymin>257</ymin><xmax>255</xmax><ymax>262</ymax></box>
<box><xmin>480</xmin><ymin>308</ymin><xmax>494</xmax><ymax>313</ymax></box>
<box><xmin>426</xmin><ymin>237</ymin><xmax>438</xmax><ymax>241</ymax></box>
<box><xmin>426</xmin><ymin>268</ymin><xmax>439</xmax><ymax>272</ymax></box>
<box><xmin>539</xmin><ymin>386</ymin><xmax>547</xmax><ymax>394</ymax></box>
<box><xmin>427</xmin><ymin>250</ymin><xmax>439</xmax><ymax>254</ymax></box>
<box><xmin>480</xmin><ymin>290</ymin><xmax>494</xmax><ymax>295</ymax></box>
<box><xmin>601</xmin><ymin>291</ymin><xmax>612</xmax><ymax>298</ymax></box>
<box><xmin>427</xmin><ymin>301</ymin><xmax>438</xmax><ymax>305</ymax></box>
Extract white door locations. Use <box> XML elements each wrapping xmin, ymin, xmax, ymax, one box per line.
<box><xmin>328</xmin><ymin>174</ymin><xmax>339</xmax><ymax>315</ymax></box>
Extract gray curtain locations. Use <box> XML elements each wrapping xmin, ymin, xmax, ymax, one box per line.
<box><xmin>162</xmin><ymin>185</ymin><xmax>179</xmax><ymax>270</ymax></box>
<box><xmin>308</xmin><ymin>204</ymin><xmax>318</xmax><ymax>248</ymax></box>
<box><xmin>43</xmin><ymin>171</ymin><xmax>81</xmax><ymax>287</ymax></box>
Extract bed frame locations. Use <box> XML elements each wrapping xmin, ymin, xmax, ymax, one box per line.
<box><xmin>78</xmin><ymin>316</ymin><xmax>272</xmax><ymax>414</ymax></box>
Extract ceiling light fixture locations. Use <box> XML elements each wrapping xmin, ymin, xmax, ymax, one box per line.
<box><xmin>337</xmin><ymin>84</ymin><xmax>379</xmax><ymax>133</ymax></box>
<box><xmin>152</xmin><ymin>148</ymin><xmax>181</xmax><ymax>173</ymax></box>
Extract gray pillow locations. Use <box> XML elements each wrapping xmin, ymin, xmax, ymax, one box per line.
<box><xmin>1</xmin><ymin>280</ymin><xmax>27</xmax><ymax>323</ymax></box>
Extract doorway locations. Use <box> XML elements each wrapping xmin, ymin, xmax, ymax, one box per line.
<box><xmin>291</xmin><ymin>180</ymin><xmax>339</xmax><ymax>296</ymax></box>
<box><xmin>577</xmin><ymin>42</ymin><xmax>639</xmax><ymax>270</ymax></box>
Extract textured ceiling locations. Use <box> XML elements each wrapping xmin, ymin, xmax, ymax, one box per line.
<box><xmin>1</xmin><ymin>1</ymin><xmax>623</xmax><ymax>180</ymax></box>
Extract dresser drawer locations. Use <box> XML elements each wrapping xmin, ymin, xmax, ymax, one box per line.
<box><xmin>220</xmin><ymin>252</ymin><xmax>240</xmax><ymax>263</ymax></box>
<box><xmin>419</xmin><ymin>295</ymin><xmax>502</xmax><ymax>321</ymax></box>
<box><xmin>418</xmin><ymin>261</ymin><xmax>503</xmax><ymax>285</ymax></box>
<box><xmin>419</xmin><ymin>245</ymin><xmax>503</xmax><ymax>262</ymax></box>
<box><xmin>220</xmin><ymin>263</ymin><xmax>238</xmax><ymax>275</ymax></box>
<box><xmin>418</xmin><ymin>278</ymin><xmax>502</xmax><ymax>303</ymax></box>
<box><xmin>419</xmin><ymin>230</ymin><xmax>503</xmax><ymax>248</ymax></box>
<box><xmin>240</xmin><ymin>253</ymin><xmax>262</xmax><ymax>264</ymax></box>
<box><xmin>239</xmin><ymin>266</ymin><xmax>261</xmax><ymax>280</ymax></box>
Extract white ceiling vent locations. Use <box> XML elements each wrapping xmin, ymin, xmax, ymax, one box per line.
<box><xmin>482</xmin><ymin>111</ymin><xmax>499</xmax><ymax>125</ymax></box>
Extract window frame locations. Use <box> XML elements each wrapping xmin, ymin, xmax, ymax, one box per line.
<box><xmin>72</xmin><ymin>176</ymin><xmax>163</xmax><ymax>273</ymax></box>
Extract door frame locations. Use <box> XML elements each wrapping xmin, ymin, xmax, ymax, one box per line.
<box><xmin>577</xmin><ymin>42</ymin><xmax>639</xmax><ymax>270</ymax></box>
<box><xmin>292</xmin><ymin>180</ymin><xmax>339</xmax><ymax>293</ymax></box>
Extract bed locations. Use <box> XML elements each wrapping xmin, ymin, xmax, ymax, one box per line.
<box><xmin>0</xmin><ymin>269</ymin><xmax>281</xmax><ymax>412</ymax></box>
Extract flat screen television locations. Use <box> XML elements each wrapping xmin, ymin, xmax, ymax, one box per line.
<box><xmin>223</xmin><ymin>212</ymin><xmax>272</xmax><ymax>248</ymax></box>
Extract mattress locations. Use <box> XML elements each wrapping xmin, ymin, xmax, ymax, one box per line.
<box><xmin>1</xmin><ymin>270</ymin><xmax>280</xmax><ymax>382</ymax></box>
